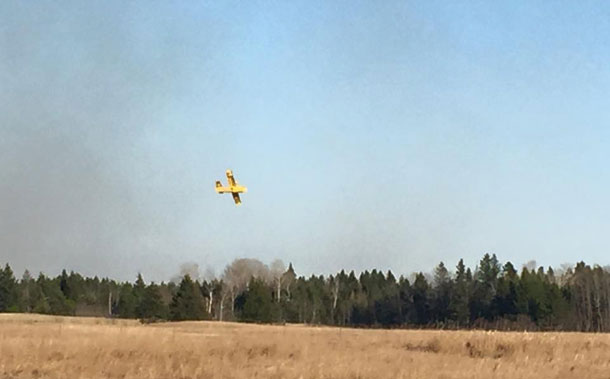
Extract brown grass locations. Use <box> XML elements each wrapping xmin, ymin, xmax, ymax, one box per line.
<box><xmin>1</xmin><ymin>313</ymin><xmax>610</xmax><ymax>378</ymax></box>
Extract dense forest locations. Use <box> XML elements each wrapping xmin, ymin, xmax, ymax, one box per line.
<box><xmin>1</xmin><ymin>254</ymin><xmax>610</xmax><ymax>332</ymax></box>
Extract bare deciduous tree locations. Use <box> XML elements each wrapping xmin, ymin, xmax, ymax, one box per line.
<box><xmin>270</xmin><ymin>259</ymin><xmax>286</xmax><ymax>303</ymax></box>
<box><xmin>222</xmin><ymin>258</ymin><xmax>271</xmax><ymax>319</ymax></box>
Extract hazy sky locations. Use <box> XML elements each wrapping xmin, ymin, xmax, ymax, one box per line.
<box><xmin>1</xmin><ymin>1</ymin><xmax>610</xmax><ymax>281</ymax></box>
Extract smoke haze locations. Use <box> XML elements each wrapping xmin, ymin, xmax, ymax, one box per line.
<box><xmin>2</xmin><ymin>1</ymin><xmax>610</xmax><ymax>281</ymax></box>
<box><xmin>0</xmin><ymin>2</ymin><xmax>220</xmax><ymax>280</ymax></box>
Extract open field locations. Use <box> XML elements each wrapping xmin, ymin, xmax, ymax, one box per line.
<box><xmin>1</xmin><ymin>314</ymin><xmax>610</xmax><ymax>379</ymax></box>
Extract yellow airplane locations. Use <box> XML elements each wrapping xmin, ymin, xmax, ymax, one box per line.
<box><xmin>215</xmin><ymin>169</ymin><xmax>247</xmax><ymax>205</ymax></box>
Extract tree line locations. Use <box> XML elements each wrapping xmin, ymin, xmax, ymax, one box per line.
<box><xmin>1</xmin><ymin>254</ymin><xmax>610</xmax><ymax>332</ymax></box>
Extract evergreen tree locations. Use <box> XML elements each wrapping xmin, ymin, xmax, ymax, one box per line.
<box><xmin>137</xmin><ymin>283</ymin><xmax>168</xmax><ymax>320</ymax></box>
<box><xmin>471</xmin><ymin>253</ymin><xmax>501</xmax><ymax>320</ymax></box>
<box><xmin>375</xmin><ymin>270</ymin><xmax>401</xmax><ymax>326</ymax></box>
<box><xmin>358</xmin><ymin>270</ymin><xmax>382</xmax><ymax>325</ymax></box>
<box><xmin>0</xmin><ymin>264</ymin><xmax>17</xmax><ymax>312</ymax></box>
<box><xmin>412</xmin><ymin>273</ymin><xmax>430</xmax><ymax>325</ymax></box>
<box><xmin>519</xmin><ymin>266</ymin><xmax>554</xmax><ymax>325</ymax></box>
<box><xmin>241</xmin><ymin>277</ymin><xmax>273</xmax><ymax>323</ymax></box>
<box><xmin>117</xmin><ymin>284</ymin><xmax>137</xmax><ymax>318</ymax></box>
<box><xmin>36</xmin><ymin>273</ymin><xmax>74</xmax><ymax>315</ymax></box>
<box><xmin>493</xmin><ymin>261</ymin><xmax>519</xmax><ymax>319</ymax></box>
<box><xmin>169</xmin><ymin>275</ymin><xmax>206</xmax><ymax>321</ymax></box>
<box><xmin>450</xmin><ymin>259</ymin><xmax>470</xmax><ymax>326</ymax></box>
<box><xmin>65</xmin><ymin>271</ymin><xmax>85</xmax><ymax>303</ymax></box>
<box><xmin>398</xmin><ymin>276</ymin><xmax>412</xmax><ymax>324</ymax></box>
<box><xmin>59</xmin><ymin>269</ymin><xmax>71</xmax><ymax>300</ymax></box>
<box><xmin>133</xmin><ymin>273</ymin><xmax>146</xmax><ymax>318</ymax></box>
<box><xmin>431</xmin><ymin>262</ymin><xmax>453</xmax><ymax>323</ymax></box>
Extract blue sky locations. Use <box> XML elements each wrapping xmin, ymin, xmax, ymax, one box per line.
<box><xmin>1</xmin><ymin>1</ymin><xmax>609</xmax><ymax>281</ymax></box>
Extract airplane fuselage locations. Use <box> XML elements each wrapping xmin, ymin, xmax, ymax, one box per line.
<box><xmin>215</xmin><ymin>169</ymin><xmax>247</xmax><ymax>205</ymax></box>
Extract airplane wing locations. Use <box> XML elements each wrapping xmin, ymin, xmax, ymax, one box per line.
<box><xmin>226</xmin><ymin>171</ymin><xmax>237</xmax><ymax>187</ymax></box>
<box><xmin>232</xmin><ymin>193</ymin><xmax>241</xmax><ymax>205</ymax></box>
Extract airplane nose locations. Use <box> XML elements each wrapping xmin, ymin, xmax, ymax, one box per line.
<box><xmin>226</xmin><ymin>169</ymin><xmax>232</xmax><ymax>175</ymax></box>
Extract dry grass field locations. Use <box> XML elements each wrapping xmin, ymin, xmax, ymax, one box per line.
<box><xmin>1</xmin><ymin>314</ymin><xmax>610</xmax><ymax>379</ymax></box>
